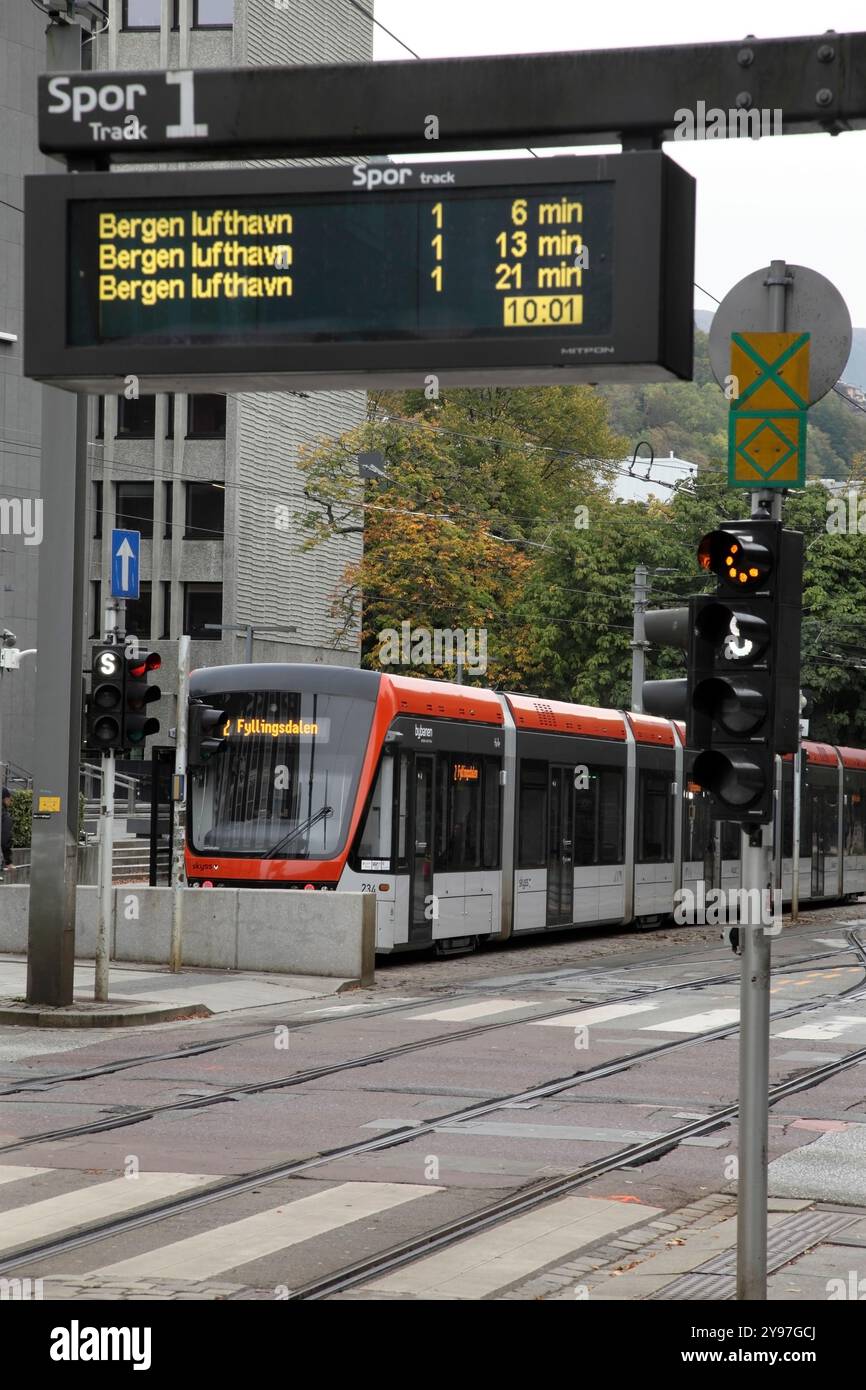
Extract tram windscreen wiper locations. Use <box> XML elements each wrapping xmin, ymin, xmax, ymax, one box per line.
<box><xmin>264</xmin><ymin>805</ymin><xmax>333</xmax><ymax>859</ymax></box>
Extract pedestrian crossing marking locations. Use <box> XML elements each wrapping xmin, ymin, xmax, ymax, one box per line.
<box><xmin>360</xmin><ymin>1195</ymin><xmax>662</xmax><ymax>1298</ymax></box>
<box><xmin>641</xmin><ymin>1008</ymin><xmax>740</xmax><ymax>1034</ymax></box>
<box><xmin>0</xmin><ymin>1172</ymin><xmax>212</xmax><ymax>1254</ymax></box>
<box><xmin>774</xmin><ymin>1015</ymin><xmax>866</xmax><ymax>1041</ymax></box>
<box><xmin>528</xmin><ymin>1001</ymin><xmax>658</xmax><ymax>1028</ymax></box>
<box><xmin>0</xmin><ymin>1165</ymin><xmax>51</xmax><ymax>1187</ymax></box>
<box><xmin>410</xmin><ymin>999</ymin><xmax>534</xmax><ymax>1023</ymax></box>
<box><xmin>90</xmin><ymin>1182</ymin><xmax>440</xmax><ymax>1282</ymax></box>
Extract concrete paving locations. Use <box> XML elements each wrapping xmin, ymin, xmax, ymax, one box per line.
<box><xmin>0</xmin><ymin>955</ymin><xmax>357</xmax><ymax>1028</ymax></box>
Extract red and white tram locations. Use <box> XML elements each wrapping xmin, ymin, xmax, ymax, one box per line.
<box><xmin>185</xmin><ymin>664</ymin><xmax>866</xmax><ymax>952</ymax></box>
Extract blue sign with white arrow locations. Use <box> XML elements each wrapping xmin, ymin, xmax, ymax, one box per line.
<box><xmin>111</xmin><ymin>528</ymin><xmax>140</xmax><ymax>600</ymax></box>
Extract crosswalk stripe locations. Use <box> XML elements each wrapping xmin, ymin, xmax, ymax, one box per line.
<box><xmin>90</xmin><ymin>1182</ymin><xmax>441</xmax><ymax>1282</ymax></box>
<box><xmin>528</xmin><ymin>1001</ymin><xmax>659</xmax><ymax>1028</ymax></box>
<box><xmin>361</xmin><ymin>1196</ymin><xmax>662</xmax><ymax>1298</ymax></box>
<box><xmin>641</xmin><ymin>1008</ymin><xmax>740</xmax><ymax>1033</ymax></box>
<box><xmin>0</xmin><ymin>1165</ymin><xmax>51</xmax><ymax>1187</ymax></box>
<box><xmin>409</xmin><ymin>999</ymin><xmax>533</xmax><ymax>1023</ymax></box>
<box><xmin>774</xmin><ymin>1015</ymin><xmax>865</xmax><ymax>1040</ymax></box>
<box><xmin>0</xmin><ymin>1172</ymin><xmax>213</xmax><ymax>1254</ymax></box>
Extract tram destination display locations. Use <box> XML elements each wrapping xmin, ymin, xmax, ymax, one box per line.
<box><xmin>25</xmin><ymin>154</ymin><xmax>695</xmax><ymax>393</ymax></box>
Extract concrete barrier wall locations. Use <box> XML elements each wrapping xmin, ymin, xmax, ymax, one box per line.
<box><xmin>0</xmin><ymin>888</ymin><xmax>375</xmax><ymax>984</ymax></box>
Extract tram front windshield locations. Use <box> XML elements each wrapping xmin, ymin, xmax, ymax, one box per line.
<box><xmin>189</xmin><ymin>688</ymin><xmax>374</xmax><ymax>858</ymax></box>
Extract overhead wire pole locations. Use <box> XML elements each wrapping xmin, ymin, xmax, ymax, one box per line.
<box><xmin>26</xmin><ymin>9</ymin><xmax>91</xmax><ymax>1007</ymax></box>
<box><xmin>736</xmin><ymin>258</ymin><xmax>792</xmax><ymax>1302</ymax></box>
<box><xmin>630</xmin><ymin>566</ymin><xmax>649</xmax><ymax>713</ymax></box>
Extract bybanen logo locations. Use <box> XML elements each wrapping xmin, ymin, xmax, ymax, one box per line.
<box><xmin>50</xmin><ymin>1321</ymin><xmax>152</xmax><ymax>1372</ymax></box>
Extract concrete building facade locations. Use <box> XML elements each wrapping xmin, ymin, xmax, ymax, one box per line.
<box><xmin>0</xmin><ymin>0</ymin><xmax>369</xmax><ymax>784</ymax></box>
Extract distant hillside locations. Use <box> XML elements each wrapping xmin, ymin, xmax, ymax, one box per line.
<box><xmin>695</xmin><ymin>308</ymin><xmax>866</xmax><ymax>393</ymax></box>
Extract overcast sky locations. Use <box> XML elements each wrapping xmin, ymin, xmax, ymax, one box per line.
<box><xmin>373</xmin><ymin>1</ymin><xmax>866</xmax><ymax>325</ymax></box>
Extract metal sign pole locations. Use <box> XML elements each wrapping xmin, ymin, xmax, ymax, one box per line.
<box><xmin>736</xmin><ymin>258</ymin><xmax>791</xmax><ymax>1300</ymax></box>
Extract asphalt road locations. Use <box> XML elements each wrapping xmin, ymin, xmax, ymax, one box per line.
<box><xmin>2</xmin><ymin>907</ymin><xmax>866</xmax><ymax>1301</ymax></box>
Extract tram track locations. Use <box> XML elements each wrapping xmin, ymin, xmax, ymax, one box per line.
<box><xmin>1</xmin><ymin>935</ymin><xmax>864</xmax><ymax>1275</ymax></box>
<box><xmin>0</xmin><ymin>942</ymin><xmax>859</xmax><ymax>1155</ymax></box>
<box><xmin>0</xmin><ymin>937</ymin><xmax>851</xmax><ymax>1100</ymax></box>
<box><xmin>290</xmin><ymin>1045</ymin><xmax>866</xmax><ymax>1300</ymax></box>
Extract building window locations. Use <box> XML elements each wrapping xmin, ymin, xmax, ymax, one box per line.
<box><xmin>122</xmin><ymin>0</ymin><xmax>162</xmax><ymax>31</ymax></box>
<box><xmin>95</xmin><ymin>397</ymin><xmax>105</xmax><ymax>439</ymax></box>
<box><xmin>194</xmin><ymin>0</ymin><xmax>233</xmax><ymax>28</ymax></box>
<box><xmin>93</xmin><ymin>481</ymin><xmax>103</xmax><ymax>539</ymax></box>
<box><xmin>115</xmin><ymin>482</ymin><xmax>155</xmax><ymax>539</ymax></box>
<box><xmin>164</xmin><ymin>395</ymin><xmax>175</xmax><ymax>438</ymax></box>
<box><xmin>187</xmin><ymin>394</ymin><xmax>226</xmax><ymax>438</ymax></box>
<box><xmin>90</xmin><ymin>581</ymin><xmax>102</xmax><ymax>639</ymax></box>
<box><xmin>186</xmin><ymin>483</ymin><xmax>225</xmax><ymax>539</ymax></box>
<box><xmin>164</xmin><ymin>482</ymin><xmax>174</xmax><ymax>538</ymax></box>
<box><xmin>161</xmin><ymin>581</ymin><xmax>172</xmax><ymax>640</ymax></box>
<box><xmin>117</xmin><ymin>394</ymin><xmax>156</xmax><ymax>438</ymax></box>
<box><xmin>125</xmin><ymin>582</ymin><xmax>152</xmax><ymax>640</ymax></box>
<box><xmin>185</xmin><ymin>583</ymin><xmax>222</xmax><ymax>640</ymax></box>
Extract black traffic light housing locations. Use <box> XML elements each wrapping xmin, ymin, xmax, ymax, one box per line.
<box><xmin>86</xmin><ymin>644</ymin><xmax>125</xmax><ymax>752</ymax></box>
<box><xmin>642</xmin><ymin>607</ymin><xmax>690</xmax><ymax>720</ymax></box>
<box><xmin>688</xmin><ymin>519</ymin><xmax>803</xmax><ymax>824</ymax></box>
<box><xmin>124</xmin><ymin>651</ymin><xmax>161</xmax><ymax>747</ymax></box>
<box><xmin>188</xmin><ymin>700</ymin><xmax>228</xmax><ymax>765</ymax></box>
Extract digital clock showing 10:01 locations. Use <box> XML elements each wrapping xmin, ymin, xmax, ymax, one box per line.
<box><xmin>67</xmin><ymin>182</ymin><xmax>615</xmax><ymax>347</ymax></box>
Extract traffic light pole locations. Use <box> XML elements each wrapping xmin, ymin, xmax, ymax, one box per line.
<box><xmin>170</xmin><ymin>635</ymin><xmax>190</xmax><ymax>973</ymax></box>
<box><xmin>94</xmin><ymin>600</ymin><xmax>123</xmax><ymax>1003</ymax></box>
<box><xmin>736</xmin><ymin>822</ymin><xmax>774</xmax><ymax>1299</ymax></box>
<box><xmin>737</xmin><ymin>258</ymin><xmax>791</xmax><ymax>1300</ymax></box>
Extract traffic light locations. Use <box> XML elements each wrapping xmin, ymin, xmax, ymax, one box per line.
<box><xmin>86</xmin><ymin>645</ymin><xmax>125</xmax><ymax>752</ymax></box>
<box><xmin>687</xmin><ymin>519</ymin><xmax>803</xmax><ymax>824</ymax></box>
<box><xmin>188</xmin><ymin>700</ymin><xmax>228</xmax><ymax>765</ymax></box>
<box><xmin>641</xmin><ymin>607</ymin><xmax>690</xmax><ymax>719</ymax></box>
<box><xmin>124</xmin><ymin>651</ymin><xmax>161</xmax><ymax>747</ymax></box>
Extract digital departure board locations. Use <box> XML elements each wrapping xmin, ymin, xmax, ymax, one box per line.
<box><xmin>25</xmin><ymin>155</ymin><xmax>695</xmax><ymax>393</ymax></box>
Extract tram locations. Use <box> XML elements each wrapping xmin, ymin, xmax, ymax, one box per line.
<box><xmin>184</xmin><ymin>663</ymin><xmax>866</xmax><ymax>952</ymax></box>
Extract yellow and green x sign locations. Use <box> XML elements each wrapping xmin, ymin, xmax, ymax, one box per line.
<box><xmin>728</xmin><ymin>331</ymin><xmax>810</xmax><ymax>489</ymax></box>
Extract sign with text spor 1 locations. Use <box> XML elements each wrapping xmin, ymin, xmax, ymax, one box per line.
<box><xmin>23</xmin><ymin>154</ymin><xmax>695</xmax><ymax>395</ymax></box>
<box><xmin>728</xmin><ymin>331</ymin><xmax>810</xmax><ymax>489</ymax></box>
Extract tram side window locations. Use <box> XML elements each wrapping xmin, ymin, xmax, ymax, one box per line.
<box><xmin>441</xmin><ymin>755</ymin><xmax>483</xmax><ymax>871</ymax></box>
<box><xmin>598</xmin><ymin>768</ymin><xmax>624</xmax><ymax>863</ymax></box>
<box><xmin>823</xmin><ymin>787</ymin><xmax>840</xmax><ymax>855</ymax></box>
<box><xmin>720</xmin><ymin>821</ymin><xmax>741</xmax><ymax>860</ymax></box>
<box><xmin>482</xmin><ymin>757</ymin><xmax>501</xmax><ymax>869</ymax></box>
<box><xmin>356</xmin><ymin>757</ymin><xmax>394</xmax><ymax>864</ymax></box>
<box><xmin>573</xmin><ymin>775</ymin><xmax>597</xmax><ymax>866</ymax></box>
<box><xmin>845</xmin><ymin>780</ymin><xmax>866</xmax><ymax>855</ymax></box>
<box><xmin>782</xmin><ymin>774</ymin><xmax>794</xmax><ymax>857</ymax></box>
<box><xmin>638</xmin><ymin>771</ymin><xmax>672</xmax><ymax>863</ymax></box>
<box><xmin>518</xmin><ymin>760</ymin><xmax>547</xmax><ymax>868</ymax></box>
<box><xmin>396</xmin><ymin>752</ymin><xmax>411</xmax><ymax>869</ymax></box>
<box><xmin>683</xmin><ymin>790</ymin><xmax>712</xmax><ymax>864</ymax></box>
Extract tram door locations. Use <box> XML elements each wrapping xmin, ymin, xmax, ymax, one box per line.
<box><xmin>546</xmin><ymin>766</ymin><xmax>574</xmax><ymax>926</ymax></box>
<box><xmin>410</xmin><ymin>755</ymin><xmax>435</xmax><ymax>942</ymax></box>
